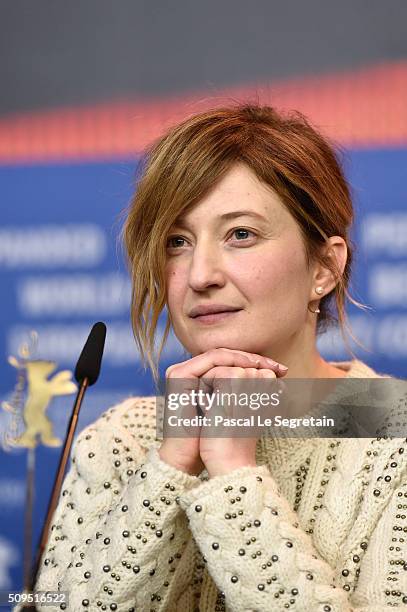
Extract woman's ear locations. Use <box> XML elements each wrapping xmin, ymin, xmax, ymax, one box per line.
<box><xmin>312</xmin><ymin>237</ymin><xmax>347</xmax><ymax>294</ymax></box>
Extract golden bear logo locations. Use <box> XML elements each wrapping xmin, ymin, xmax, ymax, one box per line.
<box><xmin>3</xmin><ymin>357</ymin><xmax>77</xmax><ymax>449</ymax></box>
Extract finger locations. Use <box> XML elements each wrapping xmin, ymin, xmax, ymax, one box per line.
<box><xmin>258</xmin><ymin>368</ymin><xmax>286</xmax><ymax>392</ymax></box>
<box><xmin>243</xmin><ymin>367</ymin><xmax>274</xmax><ymax>379</ymax></box>
<box><xmin>257</xmin><ymin>368</ymin><xmax>277</xmax><ymax>378</ymax></box>
<box><xmin>221</xmin><ymin>348</ymin><xmax>288</xmax><ymax>375</ymax></box>
<box><xmin>200</xmin><ymin>367</ymin><xmax>245</xmax><ymax>410</ymax></box>
<box><xmin>166</xmin><ymin>348</ymin><xmax>285</xmax><ymax>379</ymax></box>
<box><xmin>203</xmin><ymin>366</ymin><xmax>246</xmax><ymax>379</ymax></box>
<box><xmin>203</xmin><ymin>367</ymin><xmax>278</xmax><ymax>380</ymax></box>
<box><xmin>200</xmin><ymin>367</ymin><xmax>277</xmax><ymax>399</ymax></box>
<box><xmin>257</xmin><ymin>368</ymin><xmax>283</xmax><ymax>395</ymax></box>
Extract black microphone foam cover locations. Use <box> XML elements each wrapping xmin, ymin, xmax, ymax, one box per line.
<box><xmin>74</xmin><ymin>322</ymin><xmax>107</xmax><ymax>386</ymax></box>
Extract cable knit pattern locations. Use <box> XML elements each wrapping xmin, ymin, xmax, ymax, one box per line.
<box><xmin>24</xmin><ymin>358</ymin><xmax>407</xmax><ymax>611</ymax></box>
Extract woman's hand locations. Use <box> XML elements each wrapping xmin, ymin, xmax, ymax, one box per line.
<box><xmin>158</xmin><ymin>348</ymin><xmax>287</xmax><ymax>476</ymax></box>
<box><xmin>198</xmin><ymin>364</ymin><xmax>285</xmax><ymax>477</ymax></box>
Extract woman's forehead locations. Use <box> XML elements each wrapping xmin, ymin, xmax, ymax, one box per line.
<box><xmin>172</xmin><ymin>165</ymin><xmax>287</xmax><ymax>227</ymax></box>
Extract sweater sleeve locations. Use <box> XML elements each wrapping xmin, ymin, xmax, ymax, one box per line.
<box><xmin>178</xmin><ymin>461</ymin><xmax>405</xmax><ymax>612</ymax></box>
<box><xmin>29</xmin><ymin>403</ymin><xmax>202</xmax><ymax>612</ymax></box>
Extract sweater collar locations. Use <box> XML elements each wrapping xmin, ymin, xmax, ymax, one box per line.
<box><xmin>327</xmin><ymin>358</ymin><xmax>381</xmax><ymax>379</ymax></box>
<box><xmin>257</xmin><ymin>358</ymin><xmax>386</xmax><ymax>469</ymax></box>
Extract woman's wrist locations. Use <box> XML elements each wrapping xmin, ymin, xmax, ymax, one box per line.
<box><xmin>206</xmin><ymin>459</ymin><xmax>257</xmax><ymax>478</ymax></box>
<box><xmin>158</xmin><ymin>447</ymin><xmax>202</xmax><ymax>476</ymax></box>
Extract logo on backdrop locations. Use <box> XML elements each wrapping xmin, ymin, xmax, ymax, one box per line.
<box><xmin>1</xmin><ymin>331</ymin><xmax>77</xmax><ymax>450</ymax></box>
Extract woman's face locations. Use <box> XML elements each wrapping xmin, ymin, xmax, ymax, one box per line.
<box><xmin>164</xmin><ymin>163</ymin><xmax>316</xmax><ymax>359</ymax></box>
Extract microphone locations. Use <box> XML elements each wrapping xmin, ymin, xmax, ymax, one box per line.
<box><xmin>22</xmin><ymin>322</ymin><xmax>107</xmax><ymax>610</ymax></box>
<box><xmin>75</xmin><ymin>321</ymin><xmax>107</xmax><ymax>385</ymax></box>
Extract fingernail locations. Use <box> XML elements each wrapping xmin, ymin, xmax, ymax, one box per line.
<box><xmin>266</xmin><ymin>358</ymin><xmax>279</xmax><ymax>367</ymax></box>
<box><xmin>278</xmin><ymin>364</ymin><xmax>289</xmax><ymax>371</ymax></box>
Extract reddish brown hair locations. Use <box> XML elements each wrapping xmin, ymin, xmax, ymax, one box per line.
<box><xmin>122</xmin><ymin>104</ymin><xmax>371</xmax><ymax>383</ymax></box>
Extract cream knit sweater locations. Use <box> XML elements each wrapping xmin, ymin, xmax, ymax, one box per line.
<box><xmin>32</xmin><ymin>358</ymin><xmax>407</xmax><ymax>611</ymax></box>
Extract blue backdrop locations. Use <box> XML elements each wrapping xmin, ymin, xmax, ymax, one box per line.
<box><xmin>1</xmin><ymin>149</ymin><xmax>406</xmax><ymax>598</ymax></box>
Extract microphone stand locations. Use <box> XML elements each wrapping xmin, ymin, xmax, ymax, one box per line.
<box><xmin>21</xmin><ymin>377</ymin><xmax>89</xmax><ymax>611</ymax></box>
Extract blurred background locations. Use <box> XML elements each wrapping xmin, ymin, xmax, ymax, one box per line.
<box><xmin>1</xmin><ymin>0</ymin><xmax>406</xmax><ymax>599</ymax></box>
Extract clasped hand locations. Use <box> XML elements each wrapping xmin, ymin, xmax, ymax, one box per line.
<box><xmin>159</xmin><ymin>348</ymin><xmax>288</xmax><ymax>478</ymax></box>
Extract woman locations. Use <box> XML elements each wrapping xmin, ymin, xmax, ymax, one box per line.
<box><xmin>34</xmin><ymin>105</ymin><xmax>406</xmax><ymax>611</ymax></box>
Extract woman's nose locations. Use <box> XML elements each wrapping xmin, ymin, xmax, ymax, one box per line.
<box><xmin>187</xmin><ymin>245</ymin><xmax>226</xmax><ymax>291</ymax></box>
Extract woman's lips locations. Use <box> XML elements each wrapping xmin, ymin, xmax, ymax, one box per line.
<box><xmin>191</xmin><ymin>309</ymin><xmax>242</xmax><ymax>324</ymax></box>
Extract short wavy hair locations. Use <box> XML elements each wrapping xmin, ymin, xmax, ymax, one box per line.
<box><xmin>122</xmin><ymin>104</ymin><xmax>371</xmax><ymax>384</ymax></box>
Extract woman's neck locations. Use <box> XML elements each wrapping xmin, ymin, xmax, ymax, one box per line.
<box><xmin>270</xmin><ymin>350</ymin><xmax>348</xmax><ymax>379</ymax></box>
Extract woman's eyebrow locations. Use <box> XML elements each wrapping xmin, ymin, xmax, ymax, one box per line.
<box><xmin>174</xmin><ymin>209</ymin><xmax>270</xmax><ymax>229</ymax></box>
<box><xmin>219</xmin><ymin>210</ymin><xmax>269</xmax><ymax>222</ymax></box>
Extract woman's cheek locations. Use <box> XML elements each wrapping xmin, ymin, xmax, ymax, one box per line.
<box><xmin>242</xmin><ymin>261</ymin><xmax>284</xmax><ymax>295</ymax></box>
<box><xmin>166</xmin><ymin>267</ymin><xmax>186</xmax><ymax>296</ymax></box>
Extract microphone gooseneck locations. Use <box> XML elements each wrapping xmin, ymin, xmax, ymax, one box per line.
<box><xmin>22</xmin><ymin>322</ymin><xmax>107</xmax><ymax>611</ymax></box>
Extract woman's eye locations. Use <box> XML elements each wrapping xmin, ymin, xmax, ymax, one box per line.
<box><xmin>166</xmin><ymin>229</ymin><xmax>256</xmax><ymax>250</ymax></box>
<box><xmin>166</xmin><ymin>236</ymin><xmax>186</xmax><ymax>249</ymax></box>
<box><xmin>229</xmin><ymin>228</ymin><xmax>256</xmax><ymax>241</ymax></box>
